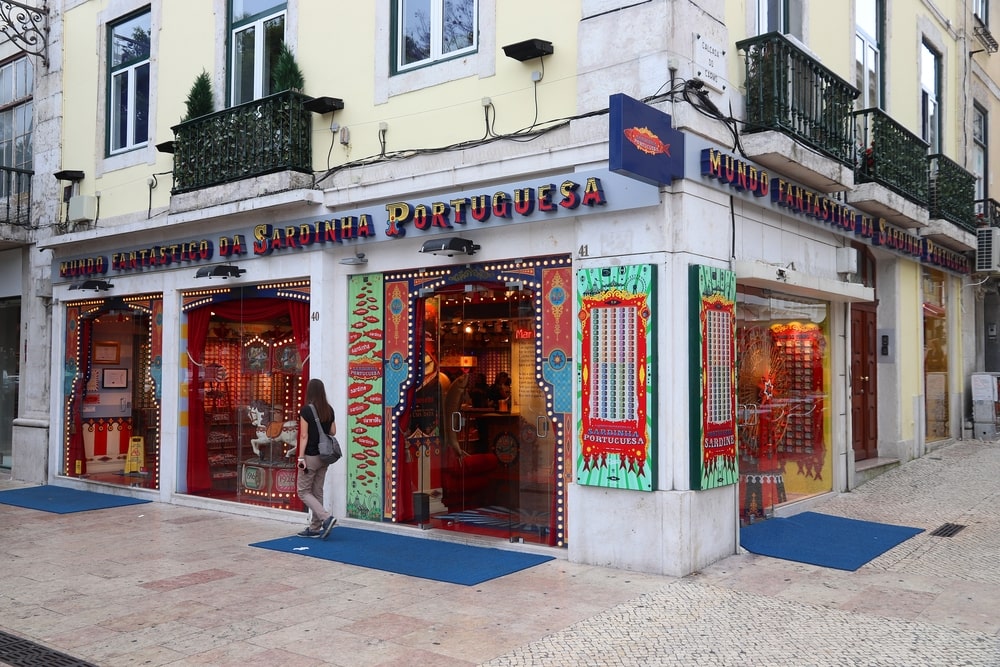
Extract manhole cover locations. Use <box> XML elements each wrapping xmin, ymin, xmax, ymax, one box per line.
<box><xmin>929</xmin><ymin>522</ymin><xmax>966</xmax><ymax>537</ymax></box>
<box><xmin>0</xmin><ymin>629</ymin><xmax>96</xmax><ymax>667</ymax></box>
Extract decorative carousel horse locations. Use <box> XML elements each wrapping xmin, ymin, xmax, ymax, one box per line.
<box><xmin>247</xmin><ymin>402</ymin><xmax>298</xmax><ymax>461</ymax></box>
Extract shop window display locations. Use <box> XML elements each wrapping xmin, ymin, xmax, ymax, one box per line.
<box><xmin>183</xmin><ymin>291</ymin><xmax>309</xmax><ymax>508</ymax></box>
<box><xmin>923</xmin><ymin>269</ymin><xmax>948</xmax><ymax>441</ymax></box>
<box><xmin>736</xmin><ymin>288</ymin><xmax>831</xmax><ymax>523</ymax></box>
<box><xmin>63</xmin><ymin>295</ymin><xmax>163</xmax><ymax>487</ymax></box>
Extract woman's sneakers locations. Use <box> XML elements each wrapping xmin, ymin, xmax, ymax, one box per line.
<box><xmin>297</xmin><ymin>528</ymin><xmax>322</xmax><ymax>538</ymax></box>
<box><xmin>321</xmin><ymin>515</ymin><xmax>337</xmax><ymax>539</ymax></box>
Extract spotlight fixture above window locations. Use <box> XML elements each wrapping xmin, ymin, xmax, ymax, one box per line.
<box><xmin>69</xmin><ymin>279</ymin><xmax>114</xmax><ymax>292</ymax></box>
<box><xmin>303</xmin><ymin>96</ymin><xmax>345</xmax><ymax>114</ymax></box>
<box><xmin>53</xmin><ymin>170</ymin><xmax>85</xmax><ymax>182</ymax></box>
<box><xmin>502</xmin><ymin>38</ymin><xmax>553</xmax><ymax>62</ymax></box>
<box><xmin>419</xmin><ymin>237</ymin><xmax>480</xmax><ymax>257</ymax></box>
<box><xmin>195</xmin><ymin>264</ymin><xmax>246</xmax><ymax>279</ymax></box>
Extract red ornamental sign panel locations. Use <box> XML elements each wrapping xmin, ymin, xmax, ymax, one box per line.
<box><xmin>688</xmin><ymin>265</ymin><xmax>738</xmax><ymax>490</ymax></box>
<box><xmin>576</xmin><ymin>265</ymin><xmax>656</xmax><ymax>492</ymax></box>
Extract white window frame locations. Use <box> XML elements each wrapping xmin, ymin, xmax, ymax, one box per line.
<box><xmin>974</xmin><ymin>104</ymin><xmax>987</xmax><ymax>202</ymax></box>
<box><xmin>855</xmin><ymin>0</ymin><xmax>881</xmax><ymax>110</ymax></box>
<box><xmin>229</xmin><ymin>3</ymin><xmax>286</xmax><ymax>106</ymax></box>
<box><xmin>757</xmin><ymin>0</ymin><xmax>784</xmax><ymax>33</ymax></box>
<box><xmin>974</xmin><ymin>0</ymin><xmax>988</xmax><ymax>24</ymax></box>
<box><xmin>756</xmin><ymin>0</ymin><xmax>802</xmax><ymax>39</ymax></box>
<box><xmin>920</xmin><ymin>41</ymin><xmax>941</xmax><ymax>154</ymax></box>
<box><xmin>0</xmin><ymin>55</ymin><xmax>33</xmax><ymax>172</ymax></box>
<box><xmin>108</xmin><ymin>10</ymin><xmax>151</xmax><ymax>156</ymax></box>
<box><xmin>375</xmin><ymin>0</ymin><xmax>495</xmax><ymax>103</ymax></box>
<box><xmin>395</xmin><ymin>0</ymin><xmax>478</xmax><ymax>73</ymax></box>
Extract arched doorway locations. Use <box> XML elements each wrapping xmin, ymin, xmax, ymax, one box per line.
<box><xmin>350</xmin><ymin>256</ymin><xmax>572</xmax><ymax>547</ymax></box>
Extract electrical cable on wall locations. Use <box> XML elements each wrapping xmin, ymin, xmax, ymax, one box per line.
<box><xmin>315</xmin><ymin>74</ymin><xmax>741</xmax><ymax>187</ymax></box>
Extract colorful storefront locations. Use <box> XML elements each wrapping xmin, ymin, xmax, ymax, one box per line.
<box><xmin>45</xmin><ymin>159</ymin><xmax>664</xmax><ymax>557</ymax></box>
<box><xmin>40</xmin><ymin>95</ymin><xmax>973</xmax><ymax>577</ymax></box>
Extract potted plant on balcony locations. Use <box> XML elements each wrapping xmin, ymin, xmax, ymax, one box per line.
<box><xmin>267</xmin><ymin>43</ymin><xmax>308</xmax><ymax>167</ymax></box>
<box><xmin>172</xmin><ymin>70</ymin><xmax>217</xmax><ymax>188</ymax></box>
<box><xmin>272</xmin><ymin>43</ymin><xmax>305</xmax><ymax>92</ymax></box>
<box><xmin>182</xmin><ymin>69</ymin><xmax>215</xmax><ymax>121</ymax></box>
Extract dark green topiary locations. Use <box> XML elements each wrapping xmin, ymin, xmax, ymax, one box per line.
<box><xmin>271</xmin><ymin>42</ymin><xmax>305</xmax><ymax>92</ymax></box>
<box><xmin>182</xmin><ymin>70</ymin><xmax>214</xmax><ymax>121</ymax></box>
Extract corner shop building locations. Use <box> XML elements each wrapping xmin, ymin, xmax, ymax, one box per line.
<box><xmin>37</xmin><ymin>102</ymin><xmax>970</xmax><ymax>577</ymax></box>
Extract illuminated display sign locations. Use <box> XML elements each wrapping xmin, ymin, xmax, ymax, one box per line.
<box><xmin>700</xmin><ymin>147</ymin><xmax>971</xmax><ymax>274</ymax></box>
<box><xmin>54</xmin><ymin>169</ymin><xmax>659</xmax><ymax>282</ymax></box>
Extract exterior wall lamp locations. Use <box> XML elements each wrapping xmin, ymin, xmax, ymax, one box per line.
<box><xmin>502</xmin><ymin>38</ymin><xmax>553</xmax><ymax>61</ymax></box>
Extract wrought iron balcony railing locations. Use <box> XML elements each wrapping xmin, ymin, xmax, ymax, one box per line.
<box><xmin>736</xmin><ymin>32</ymin><xmax>859</xmax><ymax>166</ymax></box>
<box><xmin>854</xmin><ymin>107</ymin><xmax>929</xmax><ymax>206</ymax></box>
<box><xmin>170</xmin><ymin>90</ymin><xmax>312</xmax><ymax>194</ymax></box>
<box><xmin>0</xmin><ymin>166</ymin><xmax>31</xmax><ymax>226</ymax></box>
<box><xmin>929</xmin><ymin>154</ymin><xmax>977</xmax><ymax>232</ymax></box>
<box><xmin>975</xmin><ymin>198</ymin><xmax>1000</xmax><ymax>226</ymax></box>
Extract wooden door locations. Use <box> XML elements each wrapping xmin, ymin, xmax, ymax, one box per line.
<box><xmin>850</xmin><ymin>305</ymin><xmax>878</xmax><ymax>460</ymax></box>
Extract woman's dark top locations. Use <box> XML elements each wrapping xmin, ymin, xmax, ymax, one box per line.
<box><xmin>299</xmin><ymin>404</ymin><xmax>335</xmax><ymax>456</ymax></box>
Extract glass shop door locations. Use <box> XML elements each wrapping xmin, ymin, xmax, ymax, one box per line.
<box><xmin>414</xmin><ymin>281</ymin><xmax>554</xmax><ymax>544</ymax></box>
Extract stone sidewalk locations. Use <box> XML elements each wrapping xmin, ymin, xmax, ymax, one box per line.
<box><xmin>1</xmin><ymin>439</ymin><xmax>999</xmax><ymax>666</ymax></box>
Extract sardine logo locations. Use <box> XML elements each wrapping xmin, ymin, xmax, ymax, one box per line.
<box><xmin>624</xmin><ymin>127</ymin><xmax>670</xmax><ymax>156</ymax></box>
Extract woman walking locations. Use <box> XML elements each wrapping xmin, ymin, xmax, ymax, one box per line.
<box><xmin>296</xmin><ymin>378</ymin><xmax>338</xmax><ymax>539</ymax></box>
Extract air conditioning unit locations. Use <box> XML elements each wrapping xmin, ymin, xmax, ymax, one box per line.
<box><xmin>976</xmin><ymin>227</ymin><xmax>1000</xmax><ymax>273</ymax></box>
<box><xmin>68</xmin><ymin>195</ymin><xmax>97</xmax><ymax>223</ymax></box>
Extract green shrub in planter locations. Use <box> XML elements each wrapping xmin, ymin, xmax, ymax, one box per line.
<box><xmin>182</xmin><ymin>70</ymin><xmax>214</xmax><ymax>121</ymax></box>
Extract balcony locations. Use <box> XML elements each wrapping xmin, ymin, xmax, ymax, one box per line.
<box><xmin>736</xmin><ymin>32</ymin><xmax>859</xmax><ymax>190</ymax></box>
<box><xmin>0</xmin><ymin>166</ymin><xmax>32</xmax><ymax>243</ymax></box>
<box><xmin>849</xmin><ymin>108</ymin><xmax>930</xmax><ymax>229</ymax></box>
<box><xmin>854</xmin><ymin>108</ymin><xmax>929</xmax><ymax>206</ymax></box>
<box><xmin>169</xmin><ymin>90</ymin><xmax>313</xmax><ymax>195</ymax></box>
<box><xmin>928</xmin><ymin>154</ymin><xmax>976</xmax><ymax>232</ymax></box>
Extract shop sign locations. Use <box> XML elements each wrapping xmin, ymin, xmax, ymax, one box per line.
<box><xmin>609</xmin><ymin>93</ymin><xmax>685</xmax><ymax>186</ymax></box>
<box><xmin>700</xmin><ymin>147</ymin><xmax>971</xmax><ymax>274</ymax></box>
<box><xmin>55</xmin><ymin>169</ymin><xmax>658</xmax><ymax>282</ymax></box>
<box><xmin>688</xmin><ymin>264</ymin><xmax>738</xmax><ymax>491</ymax></box>
<box><xmin>576</xmin><ymin>264</ymin><xmax>656</xmax><ymax>492</ymax></box>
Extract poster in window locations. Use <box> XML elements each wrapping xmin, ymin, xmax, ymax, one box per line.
<box><xmin>688</xmin><ymin>264</ymin><xmax>738</xmax><ymax>490</ymax></box>
<box><xmin>102</xmin><ymin>368</ymin><xmax>128</xmax><ymax>389</ymax></box>
<box><xmin>94</xmin><ymin>341</ymin><xmax>120</xmax><ymax>365</ymax></box>
<box><xmin>575</xmin><ymin>264</ymin><xmax>656</xmax><ymax>491</ymax></box>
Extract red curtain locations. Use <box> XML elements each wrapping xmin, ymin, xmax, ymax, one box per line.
<box><xmin>185</xmin><ymin>297</ymin><xmax>310</xmax><ymax>494</ymax></box>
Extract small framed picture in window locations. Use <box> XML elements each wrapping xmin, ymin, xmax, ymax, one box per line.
<box><xmin>94</xmin><ymin>341</ymin><xmax>120</xmax><ymax>364</ymax></box>
<box><xmin>273</xmin><ymin>342</ymin><xmax>299</xmax><ymax>373</ymax></box>
<box><xmin>103</xmin><ymin>368</ymin><xmax>128</xmax><ymax>389</ymax></box>
<box><xmin>243</xmin><ymin>343</ymin><xmax>270</xmax><ymax>374</ymax></box>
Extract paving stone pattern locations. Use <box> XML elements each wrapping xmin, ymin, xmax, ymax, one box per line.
<box><xmin>2</xmin><ymin>439</ymin><xmax>999</xmax><ymax>666</ymax></box>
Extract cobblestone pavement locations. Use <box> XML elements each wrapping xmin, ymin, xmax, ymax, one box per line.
<box><xmin>485</xmin><ymin>440</ymin><xmax>1000</xmax><ymax>666</ymax></box>
<box><xmin>1</xmin><ymin>439</ymin><xmax>999</xmax><ymax>666</ymax></box>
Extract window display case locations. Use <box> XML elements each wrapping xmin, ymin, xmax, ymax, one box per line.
<box><xmin>199</xmin><ymin>321</ymin><xmax>302</xmax><ymax>505</ymax></box>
